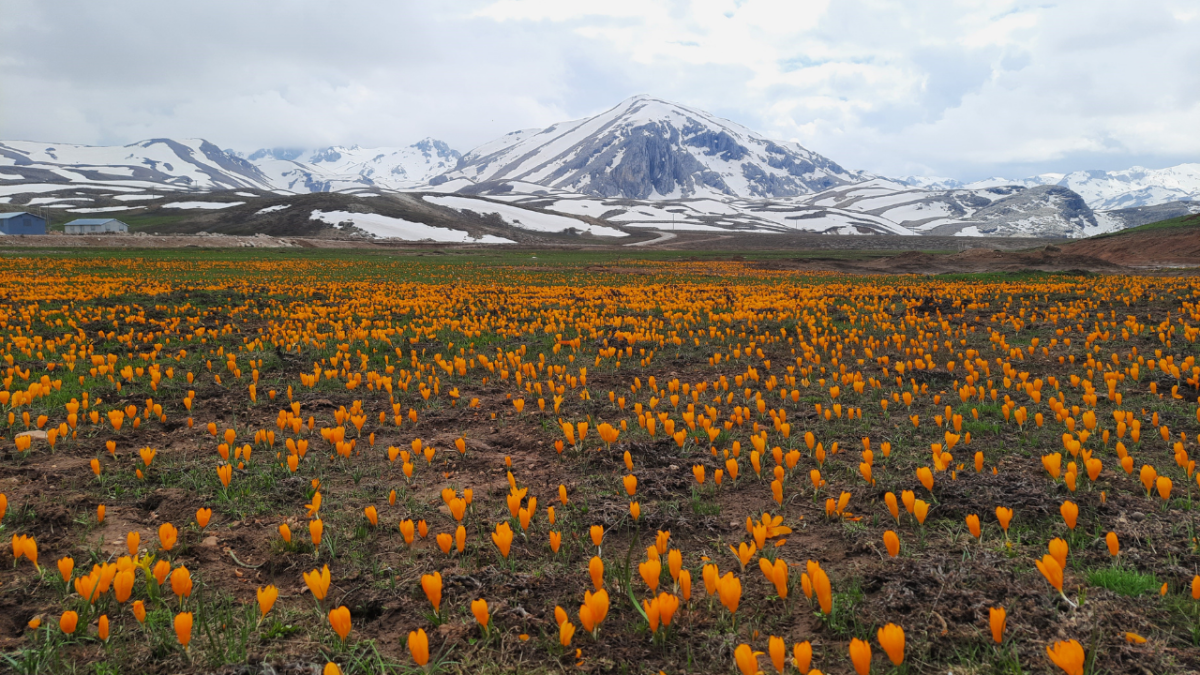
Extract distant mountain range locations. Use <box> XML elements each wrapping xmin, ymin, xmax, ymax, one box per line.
<box><xmin>898</xmin><ymin>164</ymin><xmax>1200</xmax><ymax>210</ymax></box>
<box><xmin>240</xmin><ymin>140</ymin><xmax>460</xmax><ymax>193</ymax></box>
<box><xmin>1</xmin><ymin>95</ymin><xmax>1197</xmax><ymax>240</ymax></box>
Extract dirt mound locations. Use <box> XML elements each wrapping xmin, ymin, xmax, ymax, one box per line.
<box><xmin>910</xmin><ymin>246</ymin><xmax>1123</xmax><ymax>274</ymax></box>
<box><xmin>758</xmin><ymin>246</ymin><xmax>1125</xmax><ymax>275</ymax></box>
<box><xmin>864</xmin><ymin>243</ymin><xmax>1123</xmax><ymax>273</ymax></box>
<box><xmin>859</xmin><ymin>250</ymin><xmax>947</xmax><ymax>273</ymax></box>
<box><xmin>1065</xmin><ymin>215</ymin><xmax>1200</xmax><ymax>267</ymax></box>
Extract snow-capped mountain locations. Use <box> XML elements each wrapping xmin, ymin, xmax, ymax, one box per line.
<box><xmin>894</xmin><ymin>176</ymin><xmax>964</xmax><ymax>190</ymax></box>
<box><xmin>965</xmin><ymin>174</ymin><xmax>1065</xmax><ymax>190</ymax></box>
<box><xmin>435</xmin><ymin>95</ymin><xmax>863</xmax><ymax>199</ymax></box>
<box><xmin>0</xmin><ymin>138</ymin><xmax>273</xmax><ymax>193</ymax></box>
<box><xmin>900</xmin><ymin>165</ymin><xmax>1200</xmax><ymax>210</ymax></box>
<box><xmin>1054</xmin><ymin>165</ymin><xmax>1200</xmax><ymax>210</ymax></box>
<box><xmin>3</xmin><ymin>95</ymin><xmax>1197</xmax><ymax>241</ymax></box>
<box><xmin>244</xmin><ymin>139</ymin><xmax>460</xmax><ymax>193</ymax></box>
<box><xmin>0</xmin><ymin>137</ymin><xmax>461</xmax><ymax>200</ymax></box>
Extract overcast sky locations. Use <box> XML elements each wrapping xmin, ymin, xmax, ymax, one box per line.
<box><xmin>2</xmin><ymin>0</ymin><xmax>1197</xmax><ymax>181</ymax></box>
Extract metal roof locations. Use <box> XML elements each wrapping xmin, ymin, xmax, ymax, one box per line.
<box><xmin>65</xmin><ymin>218</ymin><xmax>124</xmax><ymax>225</ymax></box>
<box><xmin>0</xmin><ymin>212</ymin><xmax>34</xmax><ymax>220</ymax></box>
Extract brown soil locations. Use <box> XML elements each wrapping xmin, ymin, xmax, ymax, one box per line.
<box><xmin>1064</xmin><ymin>216</ymin><xmax>1200</xmax><ymax>267</ymax></box>
<box><xmin>3</xmin><ymin>260</ymin><xmax>1200</xmax><ymax>674</ymax></box>
<box><xmin>754</xmin><ymin>246</ymin><xmax>1127</xmax><ymax>275</ymax></box>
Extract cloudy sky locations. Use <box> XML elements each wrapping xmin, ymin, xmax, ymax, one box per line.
<box><xmin>2</xmin><ymin>0</ymin><xmax>1197</xmax><ymax>181</ymax></box>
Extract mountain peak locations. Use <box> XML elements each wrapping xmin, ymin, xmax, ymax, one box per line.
<box><xmin>602</xmin><ymin>96</ymin><xmax>746</xmax><ymax>133</ymax></box>
<box><xmin>445</xmin><ymin>96</ymin><xmax>860</xmax><ymax>199</ymax></box>
<box><xmin>615</xmin><ymin>93</ymin><xmax>688</xmax><ymax>109</ymax></box>
<box><xmin>613</xmin><ymin>94</ymin><xmax>677</xmax><ymax>109</ymax></box>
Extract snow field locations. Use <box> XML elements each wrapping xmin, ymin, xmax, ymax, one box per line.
<box><xmin>310</xmin><ymin>210</ymin><xmax>514</xmax><ymax>244</ymax></box>
<box><xmin>423</xmin><ymin>196</ymin><xmax>628</xmax><ymax>237</ymax></box>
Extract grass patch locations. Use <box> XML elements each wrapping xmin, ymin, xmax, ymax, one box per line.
<box><xmin>119</xmin><ymin>212</ymin><xmax>196</xmax><ymax>232</ymax></box>
<box><xmin>821</xmin><ymin>578</ymin><xmax>866</xmax><ymax>637</ymax></box>
<box><xmin>934</xmin><ymin>269</ymin><xmax>1087</xmax><ymax>282</ymax></box>
<box><xmin>1086</xmin><ymin>566</ymin><xmax>1160</xmax><ymax>597</ymax></box>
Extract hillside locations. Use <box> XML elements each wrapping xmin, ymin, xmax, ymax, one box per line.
<box><xmin>0</xmin><ymin>180</ymin><xmax>1110</xmax><ymax>241</ymax></box>
<box><xmin>1063</xmin><ymin>212</ymin><xmax>1200</xmax><ymax>266</ymax></box>
<box><xmin>0</xmin><ymin>138</ymin><xmax>273</xmax><ymax>192</ymax></box>
<box><xmin>0</xmin><ymin>190</ymin><xmax>635</xmax><ymax>245</ymax></box>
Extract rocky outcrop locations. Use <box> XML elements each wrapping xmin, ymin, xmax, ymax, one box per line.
<box><xmin>925</xmin><ymin>186</ymin><xmax>1097</xmax><ymax>238</ymax></box>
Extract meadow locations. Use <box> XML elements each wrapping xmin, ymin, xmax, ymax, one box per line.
<box><xmin>1</xmin><ymin>247</ymin><xmax>1198</xmax><ymax>674</ymax></box>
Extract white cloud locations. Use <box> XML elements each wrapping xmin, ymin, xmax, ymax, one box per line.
<box><xmin>0</xmin><ymin>0</ymin><xmax>1195</xmax><ymax>182</ymax></box>
<box><xmin>475</xmin><ymin>0</ymin><xmax>653</xmax><ymax>22</ymax></box>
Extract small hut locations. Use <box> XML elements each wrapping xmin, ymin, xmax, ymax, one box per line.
<box><xmin>64</xmin><ymin>218</ymin><xmax>129</xmax><ymax>235</ymax></box>
<box><xmin>0</xmin><ymin>212</ymin><xmax>48</xmax><ymax>235</ymax></box>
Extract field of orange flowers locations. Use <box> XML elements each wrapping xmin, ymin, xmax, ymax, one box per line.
<box><xmin>2</xmin><ymin>249</ymin><xmax>1200</xmax><ymax>674</ymax></box>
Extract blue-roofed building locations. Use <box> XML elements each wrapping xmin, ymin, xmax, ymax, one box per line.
<box><xmin>64</xmin><ymin>218</ymin><xmax>129</xmax><ymax>235</ymax></box>
<box><xmin>0</xmin><ymin>212</ymin><xmax>47</xmax><ymax>235</ymax></box>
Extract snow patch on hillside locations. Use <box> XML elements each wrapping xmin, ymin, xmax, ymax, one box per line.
<box><xmin>162</xmin><ymin>201</ymin><xmax>244</xmax><ymax>209</ymax></box>
<box><xmin>624</xmin><ymin>222</ymin><xmax>759</xmax><ymax>233</ymax></box>
<box><xmin>68</xmin><ymin>206</ymin><xmax>134</xmax><ymax>213</ymax></box>
<box><xmin>27</xmin><ymin>197</ymin><xmax>90</xmax><ymax>205</ymax></box>
<box><xmin>424</xmin><ymin>195</ymin><xmax>629</xmax><ymax>237</ymax></box>
<box><xmin>879</xmin><ymin>202</ymin><xmax>956</xmax><ymax>222</ymax></box>
<box><xmin>310</xmin><ymin>209</ymin><xmax>514</xmax><ymax>243</ymax></box>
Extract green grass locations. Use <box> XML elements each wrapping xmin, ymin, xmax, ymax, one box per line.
<box><xmin>0</xmin><ymin>245</ymin><xmax>976</xmax><ymax>290</ymax></box>
<box><xmin>22</xmin><ymin>209</ymin><xmax>190</xmax><ymax>233</ymax></box>
<box><xmin>822</xmin><ymin>578</ymin><xmax>867</xmax><ymax>637</ymax></box>
<box><xmin>934</xmin><ymin>269</ymin><xmax>1094</xmax><ymax>282</ymax></box>
<box><xmin>0</xmin><ymin>241</ymin><xmax>955</xmax><ymax>264</ymax></box>
<box><xmin>1089</xmin><ymin>212</ymin><xmax>1200</xmax><ymax>239</ymax></box>
<box><xmin>118</xmin><ymin>212</ymin><xmax>194</xmax><ymax>232</ymax></box>
<box><xmin>1086</xmin><ymin>566</ymin><xmax>1161</xmax><ymax>597</ymax></box>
